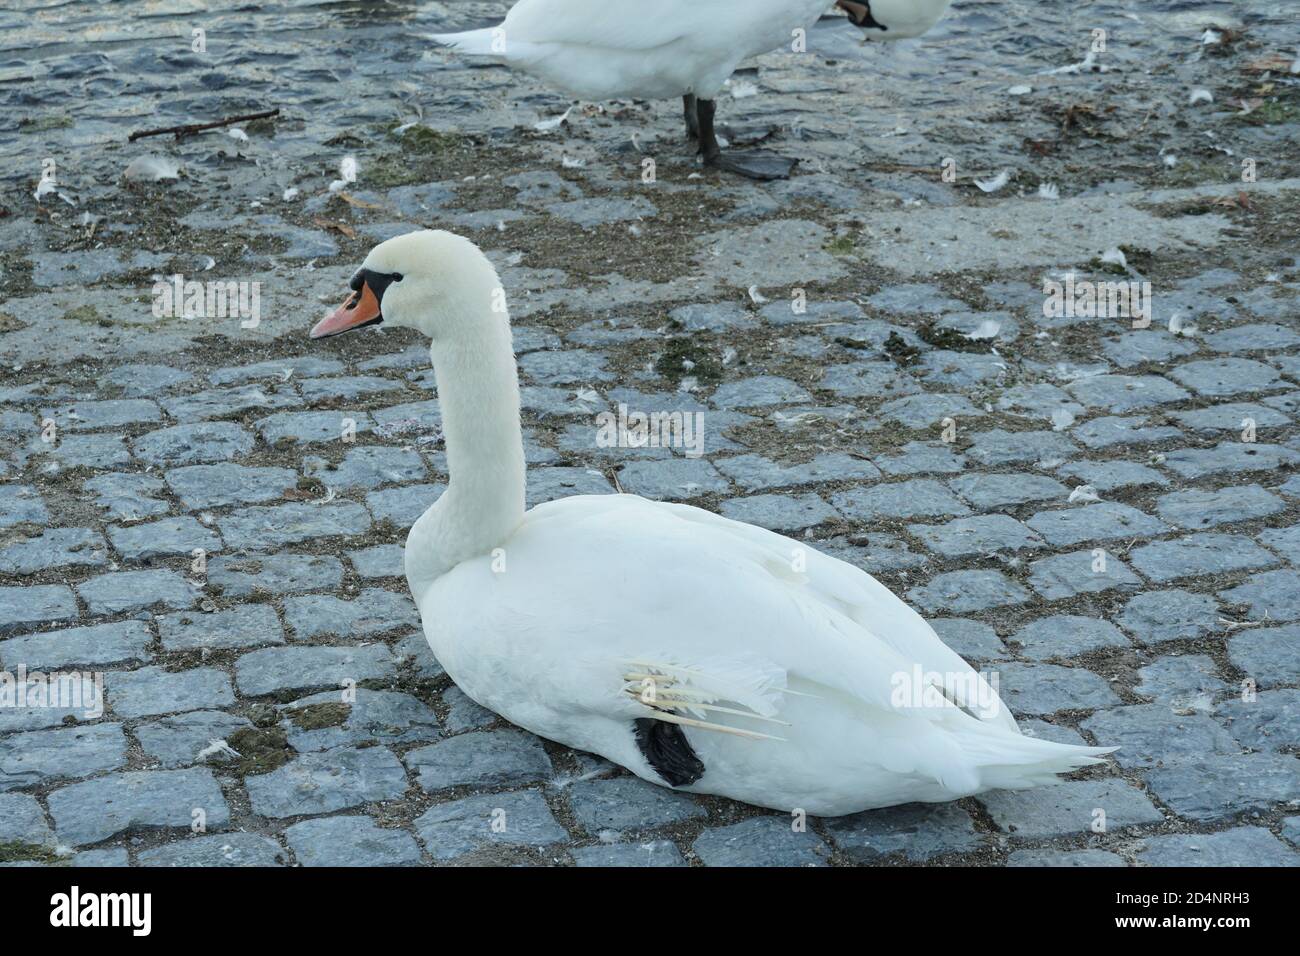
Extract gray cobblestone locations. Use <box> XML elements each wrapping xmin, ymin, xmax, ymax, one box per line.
<box><xmin>47</xmin><ymin>767</ymin><xmax>230</xmax><ymax>846</ymax></box>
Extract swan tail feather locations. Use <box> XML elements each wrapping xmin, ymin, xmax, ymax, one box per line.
<box><xmin>954</xmin><ymin>723</ymin><xmax>1117</xmax><ymax>790</ymax></box>
<box><xmin>425</xmin><ymin>29</ymin><xmax>500</xmax><ymax>56</ymax></box>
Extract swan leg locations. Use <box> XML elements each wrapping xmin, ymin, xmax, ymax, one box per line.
<box><xmin>682</xmin><ymin>93</ymin><xmax>699</xmax><ymax>141</ymax></box>
<box><xmin>696</xmin><ymin>97</ymin><xmax>796</xmax><ymax>181</ymax></box>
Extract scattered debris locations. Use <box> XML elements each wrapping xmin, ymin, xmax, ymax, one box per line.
<box><xmin>122</xmin><ymin>155</ymin><xmax>181</xmax><ymax>182</ymax></box>
<box><xmin>127</xmin><ymin>108</ymin><xmax>279</xmax><ymax>142</ymax></box>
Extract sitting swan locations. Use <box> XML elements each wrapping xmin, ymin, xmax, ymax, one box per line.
<box><xmin>310</xmin><ymin>230</ymin><xmax>1114</xmax><ymax>817</ymax></box>
<box><xmin>428</xmin><ymin>0</ymin><xmax>954</xmax><ymax>180</ymax></box>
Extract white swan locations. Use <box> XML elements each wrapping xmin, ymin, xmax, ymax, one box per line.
<box><xmin>427</xmin><ymin>0</ymin><xmax>954</xmax><ymax>180</ymax></box>
<box><xmin>310</xmin><ymin>230</ymin><xmax>1113</xmax><ymax>816</ymax></box>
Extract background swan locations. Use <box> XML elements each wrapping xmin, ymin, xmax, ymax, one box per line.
<box><xmin>428</xmin><ymin>0</ymin><xmax>954</xmax><ymax>180</ymax></box>
<box><xmin>310</xmin><ymin>229</ymin><xmax>1113</xmax><ymax>817</ymax></box>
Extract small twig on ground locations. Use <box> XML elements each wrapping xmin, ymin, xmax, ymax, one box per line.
<box><xmin>127</xmin><ymin>108</ymin><xmax>280</xmax><ymax>143</ymax></box>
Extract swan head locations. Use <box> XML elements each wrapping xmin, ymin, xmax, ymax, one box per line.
<box><xmin>310</xmin><ymin>228</ymin><xmax>502</xmax><ymax>341</ymax></box>
<box><xmin>836</xmin><ymin>0</ymin><xmax>951</xmax><ymax>39</ymax></box>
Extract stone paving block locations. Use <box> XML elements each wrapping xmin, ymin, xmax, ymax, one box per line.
<box><xmin>1117</xmin><ymin>589</ymin><xmax>1222</xmax><ymax>644</ymax></box>
<box><xmin>1081</xmin><ymin>704</ymin><xmax>1240</xmax><ymax>769</ymax></box>
<box><xmin>405</xmin><ymin>729</ymin><xmax>552</xmax><ymax>792</ymax></box>
<box><xmin>160</xmin><ymin>385</ymin><xmax>298</xmax><ymax>421</ymax></box>
<box><xmin>107</xmin><ymin>666</ymin><xmax>234</xmax><ymax>719</ymax></box>
<box><xmin>872</xmin><ymin>441</ymin><xmax>967</xmax><ymax>476</ymax></box>
<box><xmin>571</xmin><ymin>840</ymin><xmax>685</xmax><ymax>867</ymax></box>
<box><xmin>0</xmin><ymin>584</ymin><xmax>79</xmax><ymax>635</ymax></box>
<box><xmin>616</xmin><ymin>458</ymin><xmax>729</xmax><ymax>499</ymax></box>
<box><xmin>929</xmin><ymin>619</ymin><xmax>1007</xmax><ymax>660</ymax></box>
<box><xmin>1143</xmin><ymin>753</ymin><xmax>1300</xmax><ymax>822</ymax></box>
<box><xmin>1010</xmin><ymin>615</ymin><xmax>1129</xmax><ymax>660</ymax></box>
<box><xmin>1202</xmin><ymin>322</ymin><xmax>1300</xmax><ymax>352</ymax></box>
<box><xmin>908</xmin><ymin>514</ymin><xmax>1043</xmax><ymax>557</ymax></box>
<box><xmin>1227</xmin><ymin>626</ymin><xmax>1300</xmax><ymax>688</ymax></box>
<box><xmin>518</xmin><ymin>349</ymin><xmax>613</xmax><ymax>385</ymax></box>
<box><xmin>133</xmin><ymin>422</ymin><xmax>254</xmax><ymax>465</ymax></box>
<box><xmin>1072</xmin><ymin>416</ymin><xmax>1182</xmax><ymax>449</ymax></box>
<box><xmin>395</xmin><ymin>632</ymin><xmax>444</xmax><ymax>680</ymax></box>
<box><xmin>918</xmin><ymin>350</ymin><xmax>1008</xmax><ymax>388</ymax></box>
<box><xmin>832</xmin><ymin>479</ymin><xmax>970</xmax><ymax>521</ymax></box>
<box><xmin>908</xmin><ymin>570</ymin><xmax>1030</xmax><ymax>614</ymax></box>
<box><xmin>1026</xmin><ymin>502</ymin><xmax>1165</xmax><ymax>547</ymax></box>
<box><xmin>978</xmin><ymin>780</ymin><xmax>1162</xmax><ymax>838</ymax></box>
<box><xmin>0</xmin><ymin>723</ymin><xmax>126</xmax><ymax>791</ymax></box>
<box><xmin>1284</xmin><ymin>818</ymin><xmax>1300</xmax><ymax>847</ymax></box>
<box><xmin>1056</xmin><ymin>459</ymin><xmax>1168</xmax><ymax>491</ymax></box>
<box><xmin>348</xmin><ymin>544</ymin><xmax>405</xmax><ymax>578</ymax></box>
<box><xmin>136</xmin><ymin>710</ymin><xmax>253</xmax><ymax>768</ymax></box>
<box><xmin>218</xmin><ymin>502</ymin><xmax>371</xmax><ymax>550</ymax></box>
<box><xmin>567</xmin><ymin>776</ymin><xmax>706</xmax><ymax>835</ymax></box>
<box><xmin>714</xmin><ymin>452</ymin><xmax>880</xmax><ymax>491</ymax></box>
<box><xmin>1129</xmin><ymin>533</ymin><xmax>1277</xmax><ymax>583</ymax></box>
<box><xmin>1220</xmin><ymin>570</ymin><xmax>1300</xmax><ymax>622</ymax></box>
<box><xmin>526</xmin><ymin>467</ymin><xmax>615</xmax><ymax>506</ymax></box>
<box><xmin>824</xmin><ymin>802</ymin><xmax>983</xmax><ymax>862</ymax></box>
<box><xmin>869</xmin><ymin>283</ymin><xmax>968</xmax><ymax>314</ymax></box>
<box><xmin>1154</xmin><ymin>484</ymin><xmax>1284</xmax><ymax>530</ymax></box>
<box><xmin>711</xmin><ymin>376</ymin><xmax>812</xmax><ymax>408</ymax></box>
<box><xmin>414</xmin><ymin>789</ymin><xmax>568</xmax><ymax>861</ymax></box>
<box><xmin>210</xmin><ymin>357</ymin><xmax>344</xmax><ymax>386</ymax></box>
<box><xmin>207</xmin><ymin>553</ymin><xmax>344</xmax><ymax>598</ymax></box>
<box><xmin>1137</xmin><ymin>827</ymin><xmax>1298</xmax><ymax>867</ymax></box>
<box><xmin>0</xmin><ymin>485</ymin><xmax>49</xmax><ymax>528</ymax></box>
<box><xmin>996</xmin><ymin>382</ymin><xmax>1084</xmax><ymax>421</ymax></box>
<box><xmin>814</xmin><ymin>533</ymin><xmax>926</xmax><ymax>573</ymax></box>
<box><xmin>966</xmin><ymin>429</ymin><xmax>1077</xmax><ymax>466</ymax></box>
<box><xmin>84</xmin><ymin>473</ymin><xmax>170</xmax><ymax>521</ymax></box>
<box><xmin>107</xmin><ymin>516</ymin><xmax>222</xmax><ymax>561</ymax></box>
<box><xmin>158</xmin><ymin>604</ymin><xmax>283</xmax><ymax>652</ymax></box>
<box><xmin>1027</xmin><ymin>549</ymin><xmax>1142</xmax><ymax>600</ymax></box>
<box><xmin>47</xmin><ymin>767</ymin><xmax>230</xmax><ymax>847</ymax></box>
<box><xmin>281</xmin><ymin>688</ymin><xmax>441</xmax><ymax>752</ymax></box>
<box><xmin>878</xmin><ymin>392</ymin><xmax>980</xmax><ymax>427</ymax></box>
<box><xmin>303</xmin><ymin>445</ymin><xmax>426</xmax><ymax>490</ymax></box>
<box><xmin>1018</xmin><ymin>719</ymin><xmax>1088</xmax><ymax>746</ymax></box>
<box><xmin>1216</xmin><ymin>689</ymin><xmax>1299</xmax><ymax>752</ymax></box>
<box><xmin>1169</xmin><ymin>358</ymin><xmax>1283</xmax><ymax>396</ymax></box>
<box><xmin>42</xmin><ymin>398</ymin><xmax>161</xmax><ymax>431</ymax></box>
<box><xmin>948</xmin><ymin>473</ymin><xmax>1069</xmax><ymax>510</ymax></box>
<box><xmin>284</xmin><ymin>588</ymin><xmax>419</xmax><ymax>639</ymax></box>
<box><xmin>820</xmin><ymin>361</ymin><xmax>922</xmax><ymax>399</ymax></box>
<box><xmin>36</xmin><ymin>434</ymin><xmax>132</xmax><ymax>469</ymax></box>
<box><xmin>691</xmin><ymin>816</ymin><xmax>831</xmax><ymax>867</ymax></box>
<box><xmin>1161</xmin><ymin>441</ymin><xmax>1300</xmax><ymax>478</ymax></box>
<box><xmin>235</xmin><ymin>644</ymin><xmax>397</xmax><ymax>696</ymax></box>
<box><xmin>1066</xmin><ymin>374</ymin><xmax>1189</xmax><ymax>412</ymax></box>
<box><xmin>298</xmin><ymin>376</ymin><xmax>403</xmax><ymax>402</ymax></box>
<box><xmin>165</xmin><ymin>463</ymin><xmax>299</xmax><ymax>509</ymax></box>
<box><xmin>77</xmin><ymin>569</ymin><xmax>196</xmax><ymax>615</ymax></box>
<box><xmin>104</xmin><ymin>364</ymin><xmax>193</xmax><ymax>396</ymax></box>
<box><xmin>246</xmin><ymin>745</ymin><xmax>408</xmax><ymax>818</ymax></box>
<box><xmin>995</xmin><ymin>662</ymin><xmax>1119</xmax><ymax>715</ymax></box>
<box><xmin>285</xmin><ymin>816</ymin><xmax>420</xmax><ymax>867</ymax></box>
<box><xmin>1007</xmin><ymin>848</ymin><xmax>1126</xmax><ymax>867</ymax></box>
<box><xmin>1101</xmin><ymin>330</ymin><xmax>1198</xmax><ymax>368</ymax></box>
<box><xmin>0</xmin><ymin>620</ymin><xmax>151</xmax><ymax>670</ymax></box>
<box><xmin>1134</xmin><ymin>655</ymin><xmax>1228</xmax><ymax>706</ymax></box>
<box><xmin>0</xmin><ymin>527</ymin><xmax>108</xmax><ymax>575</ymax></box>
<box><xmin>1173</xmin><ymin>401</ymin><xmax>1290</xmax><ymax>434</ymax></box>
<box><xmin>256</xmin><ymin>410</ymin><xmax>374</xmax><ymax>445</ymax></box>
<box><xmin>1259</xmin><ymin>524</ymin><xmax>1300</xmax><ymax>564</ymax></box>
<box><xmin>441</xmin><ymin>686</ymin><xmax>496</xmax><ymax>732</ymax></box>
<box><xmin>719</xmin><ymin>492</ymin><xmax>839</xmax><ymax>531</ymax></box>
<box><xmin>139</xmin><ymin>833</ymin><xmax>288</xmax><ymax>867</ymax></box>
<box><xmin>0</xmin><ymin>792</ymin><xmax>54</xmax><ymax>846</ymax></box>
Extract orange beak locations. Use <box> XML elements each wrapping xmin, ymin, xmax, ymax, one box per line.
<box><xmin>310</xmin><ymin>281</ymin><xmax>382</xmax><ymax>339</ymax></box>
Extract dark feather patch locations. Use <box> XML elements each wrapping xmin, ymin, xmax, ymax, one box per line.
<box><xmin>634</xmin><ymin>718</ymin><xmax>705</xmax><ymax>787</ymax></box>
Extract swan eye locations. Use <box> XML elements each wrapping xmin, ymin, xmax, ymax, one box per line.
<box><xmin>392</xmin><ymin>273</ymin><xmax>403</xmax><ymax>282</ymax></box>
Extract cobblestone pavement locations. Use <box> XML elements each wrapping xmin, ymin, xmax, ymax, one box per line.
<box><xmin>1</xmin><ymin>1</ymin><xmax>1299</xmax><ymax>865</ymax></box>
